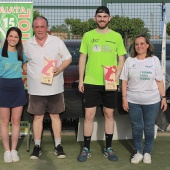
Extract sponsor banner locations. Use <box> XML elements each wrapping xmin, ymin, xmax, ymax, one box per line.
<box><xmin>0</xmin><ymin>2</ymin><xmax>33</xmax><ymax>89</ymax></box>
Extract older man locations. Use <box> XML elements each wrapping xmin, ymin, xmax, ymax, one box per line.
<box><xmin>24</xmin><ymin>16</ymin><xmax>72</xmax><ymax>159</ymax></box>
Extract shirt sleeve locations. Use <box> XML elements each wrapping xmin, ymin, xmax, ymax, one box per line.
<box><xmin>79</xmin><ymin>33</ymin><xmax>88</xmax><ymax>55</ymax></box>
<box><xmin>154</xmin><ymin>56</ymin><xmax>163</xmax><ymax>81</ymax></box>
<box><xmin>117</xmin><ymin>34</ymin><xmax>127</xmax><ymax>57</ymax></box>
<box><xmin>120</xmin><ymin>58</ymin><xmax>129</xmax><ymax>81</ymax></box>
<box><xmin>60</xmin><ymin>40</ymin><xmax>72</xmax><ymax>61</ymax></box>
<box><xmin>23</xmin><ymin>54</ymin><xmax>27</xmax><ymax>63</ymax></box>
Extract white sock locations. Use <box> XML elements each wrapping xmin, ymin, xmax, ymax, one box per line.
<box><xmin>34</xmin><ymin>139</ymin><xmax>41</xmax><ymax>146</ymax></box>
<box><xmin>55</xmin><ymin>138</ymin><xmax>61</xmax><ymax>147</ymax></box>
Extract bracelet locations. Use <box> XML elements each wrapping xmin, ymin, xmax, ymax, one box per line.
<box><xmin>122</xmin><ymin>96</ymin><xmax>126</xmax><ymax>97</ymax></box>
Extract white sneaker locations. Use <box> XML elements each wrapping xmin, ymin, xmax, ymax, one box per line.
<box><xmin>143</xmin><ymin>153</ymin><xmax>151</xmax><ymax>164</ymax></box>
<box><xmin>11</xmin><ymin>150</ymin><xmax>20</xmax><ymax>162</ymax></box>
<box><xmin>131</xmin><ymin>151</ymin><xmax>143</xmax><ymax>164</ymax></box>
<box><xmin>4</xmin><ymin>151</ymin><xmax>12</xmax><ymax>163</ymax></box>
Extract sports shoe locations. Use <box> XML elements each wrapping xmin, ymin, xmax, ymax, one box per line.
<box><xmin>77</xmin><ymin>147</ymin><xmax>91</xmax><ymax>162</ymax></box>
<box><xmin>131</xmin><ymin>151</ymin><xmax>143</xmax><ymax>164</ymax></box>
<box><xmin>30</xmin><ymin>145</ymin><xmax>42</xmax><ymax>159</ymax></box>
<box><xmin>103</xmin><ymin>147</ymin><xmax>118</xmax><ymax>161</ymax></box>
<box><xmin>143</xmin><ymin>153</ymin><xmax>151</xmax><ymax>164</ymax></box>
<box><xmin>54</xmin><ymin>144</ymin><xmax>66</xmax><ymax>159</ymax></box>
<box><xmin>4</xmin><ymin>151</ymin><xmax>12</xmax><ymax>163</ymax></box>
<box><xmin>11</xmin><ymin>150</ymin><xmax>19</xmax><ymax>162</ymax></box>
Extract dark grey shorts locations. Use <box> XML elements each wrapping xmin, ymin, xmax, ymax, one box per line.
<box><xmin>27</xmin><ymin>93</ymin><xmax>65</xmax><ymax>115</ymax></box>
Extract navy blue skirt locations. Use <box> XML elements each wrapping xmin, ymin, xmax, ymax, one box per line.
<box><xmin>0</xmin><ymin>78</ymin><xmax>27</xmax><ymax>107</ymax></box>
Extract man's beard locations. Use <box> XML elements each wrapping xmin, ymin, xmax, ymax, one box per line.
<box><xmin>96</xmin><ymin>22</ymin><xmax>109</xmax><ymax>29</ymax></box>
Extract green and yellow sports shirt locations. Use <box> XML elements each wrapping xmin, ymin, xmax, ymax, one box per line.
<box><xmin>80</xmin><ymin>29</ymin><xmax>127</xmax><ymax>85</ymax></box>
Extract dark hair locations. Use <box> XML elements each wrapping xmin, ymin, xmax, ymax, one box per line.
<box><xmin>95</xmin><ymin>6</ymin><xmax>110</xmax><ymax>16</ymax></box>
<box><xmin>2</xmin><ymin>27</ymin><xmax>23</xmax><ymax>61</ymax></box>
<box><xmin>32</xmin><ymin>16</ymin><xmax>48</xmax><ymax>27</ymax></box>
<box><xmin>130</xmin><ymin>34</ymin><xmax>154</xmax><ymax>58</ymax></box>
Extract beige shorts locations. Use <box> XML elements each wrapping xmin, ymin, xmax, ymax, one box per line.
<box><xmin>27</xmin><ymin>93</ymin><xmax>65</xmax><ymax>115</ymax></box>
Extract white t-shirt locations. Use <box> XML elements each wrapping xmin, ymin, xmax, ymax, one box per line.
<box><xmin>120</xmin><ymin>56</ymin><xmax>163</xmax><ymax>104</ymax></box>
<box><xmin>24</xmin><ymin>34</ymin><xmax>71</xmax><ymax>95</ymax></box>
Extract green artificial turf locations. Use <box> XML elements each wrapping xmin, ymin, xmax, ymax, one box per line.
<box><xmin>0</xmin><ymin>133</ymin><xmax>169</xmax><ymax>170</ymax></box>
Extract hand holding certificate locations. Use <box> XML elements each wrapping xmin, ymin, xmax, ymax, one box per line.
<box><xmin>41</xmin><ymin>57</ymin><xmax>58</xmax><ymax>85</ymax></box>
<box><xmin>103</xmin><ymin>65</ymin><xmax>117</xmax><ymax>91</ymax></box>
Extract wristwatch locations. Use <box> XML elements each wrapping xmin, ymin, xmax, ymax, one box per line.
<box><xmin>161</xmin><ymin>96</ymin><xmax>166</xmax><ymax>99</ymax></box>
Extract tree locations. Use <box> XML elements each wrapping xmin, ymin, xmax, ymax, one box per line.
<box><xmin>33</xmin><ymin>9</ymin><xmax>43</xmax><ymax>18</ymax></box>
<box><xmin>50</xmin><ymin>24</ymin><xmax>69</xmax><ymax>33</ymax></box>
<box><xmin>109</xmin><ymin>16</ymin><xmax>150</xmax><ymax>48</ymax></box>
<box><xmin>65</xmin><ymin>18</ymin><xmax>97</xmax><ymax>37</ymax></box>
<box><xmin>110</xmin><ymin>16</ymin><xmax>150</xmax><ymax>39</ymax></box>
<box><xmin>65</xmin><ymin>18</ymin><xmax>88</xmax><ymax>36</ymax></box>
<box><xmin>65</xmin><ymin>16</ymin><xmax>150</xmax><ymax>48</ymax></box>
<box><xmin>167</xmin><ymin>22</ymin><xmax>170</xmax><ymax>36</ymax></box>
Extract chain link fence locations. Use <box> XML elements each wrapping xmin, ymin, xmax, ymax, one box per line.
<box><xmin>0</xmin><ymin>0</ymin><xmax>169</xmax><ymax>128</ymax></box>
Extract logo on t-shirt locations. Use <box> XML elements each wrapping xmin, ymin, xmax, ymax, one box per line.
<box><xmin>91</xmin><ymin>39</ymin><xmax>99</xmax><ymax>43</ymax></box>
<box><xmin>145</xmin><ymin>65</ymin><xmax>153</xmax><ymax>68</ymax></box>
<box><xmin>105</xmin><ymin>40</ymin><xmax>116</xmax><ymax>44</ymax></box>
<box><xmin>93</xmin><ymin>45</ymin><xmax>101</xmax><ymax>52</ymax></box>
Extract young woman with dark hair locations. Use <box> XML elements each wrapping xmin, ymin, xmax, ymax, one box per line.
<box><xmin>0</xmin><ymin>27</ymin><xmax>27</xmax><ymax>163</ymax></box>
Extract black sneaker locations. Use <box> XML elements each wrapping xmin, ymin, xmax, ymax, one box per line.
<box><xmin>30</xmin><ymin>145</ymin><xmax>42</xmax><ymax>159</ymax></box>
<box><xmin>54</xmin><ymin>144</ymin><xmax>66</xmax><ymax>159</ymax></box>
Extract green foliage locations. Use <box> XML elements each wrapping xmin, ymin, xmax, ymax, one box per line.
<box><xmin>64</xmin><ymin>16</ymin><xmax>150</xmax><ymax>40</ymax></box>
<box><xmin>50</xmin><ymin>24</ymin><xmax>69</xmax><ymax>33</ymax></box>
<box><xmin>65</xmin><ymin>18</ymin><xmax>90</xmax><ymax>36</ymax></box>
<box><xmin>33</xmin><ymin>9</ymin><xmax>43</xmax><ymax>18</ymax></box>
<box><xmin>87</xmin><ymin>18</ymin><xmax>97</xmax><ymax>31</ymax></box>
<box><xmin>167</xmin><ymin>22</ymin><xmax>170</xmax><ymax>36</ymax></box>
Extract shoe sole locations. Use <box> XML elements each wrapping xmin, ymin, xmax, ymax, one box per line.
<box><xmin>143</xmin><ymin>160</ymin><xmax>151</xmax><ymax>164</ymax></box>
<box><xmin>30</xmin><ymin>156</ymin><xmax>39</xmax><ymax>160</ymax></box>
<box><xmin>30</xmin><ymin>152</ymin><xmax>42</xmax><ymax>160</ymax></box>
<box><xmin>54</xmin><ymin>152</ymin><xmax>66</xmax><ymax>159</ymax></box>
<box><xmin>103</xmin><ymin>153</ymin><xmax>118</xmax><ymax>161</ymax></box>
<box><xmin>131</xmin><ymin>159</ymin><xmax>143</xmax><ymax>164</ymax></box>
<box><xmin>12</xmin><ymin>159</ymin><xmax>20</xmax><ymax>162</ymax></box>
<box><xmin>57</xmin><ymin>155</ymin><xmax>66</xmax><ymax>159</ymax></box>
<box><xmin>77</xmin><ymin>154</ymin><xmax>91</xmax><ymax>162</ymax></box>
<box><xmin>4</xmin><ymin>160</ymin><xmax>12</xmax><ymax>163</ymax></box>
<box><xmin>131</xmin><ymin>161</ymin><xmax>141</xmax><ymax>164</ymax></box>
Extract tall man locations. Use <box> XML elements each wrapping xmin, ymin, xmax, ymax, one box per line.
<box><xmin>24</xmin><ymin>16</ymin><xmax>72</xmax><ymax>159</ymax></box>
<box><xmin>77</xmin><ymin>6</ymin><xmax>126</xmax><ymax>162</ymax></box>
